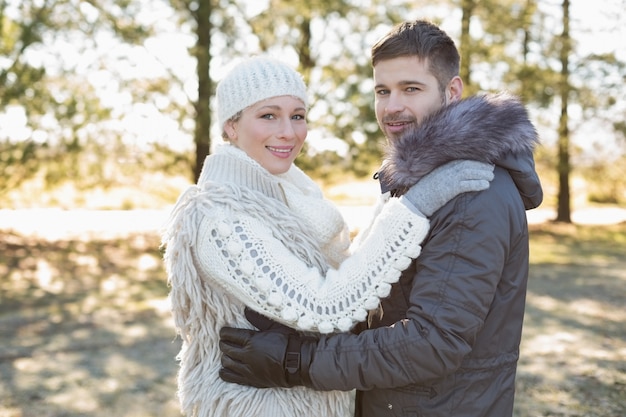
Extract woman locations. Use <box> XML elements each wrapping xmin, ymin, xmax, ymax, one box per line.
<box><xmin>161</xmin><ymin>56</ymin><xmax>493</xmax><ymax>417</ymax></box>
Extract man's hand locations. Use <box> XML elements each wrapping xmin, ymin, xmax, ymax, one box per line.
<box><xmin>219</xmin><ymin>326</ymin><xmax>317</xmax><ymax>389</ymax></box>
<box><xmin>244</xmin><ymin>307</ymin><xmax>294</xmax><ymax>334</ymax></box>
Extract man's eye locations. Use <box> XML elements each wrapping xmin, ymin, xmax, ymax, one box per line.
<box><xmin>292</xmin><ymin>114</ymin><xmax>305</xmax><ymax>120</ymax></box>
<box><xmin>376</xmin><ymin>90</ymin><xmax>389</xmax><ymax>96</ymax></box>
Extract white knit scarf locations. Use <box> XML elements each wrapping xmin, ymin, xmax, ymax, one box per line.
<box><xmin>200</xmin><ymin>145</ymin><xmax>350</xmax><ymax>270</ymax></box>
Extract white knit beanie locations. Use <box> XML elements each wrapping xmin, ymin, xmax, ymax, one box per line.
<box><xmin>216</xmin><ymin>56</ymin><xmax>308</xmax><ymax>129</ymax></box>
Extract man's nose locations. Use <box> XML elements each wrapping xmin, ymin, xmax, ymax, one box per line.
<box><xmin>385</xmin><ymin>92</ymin><xmax>405</xmax><ymax>113</ymax></box>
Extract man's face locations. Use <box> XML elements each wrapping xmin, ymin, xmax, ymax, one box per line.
<box><xmin>374</xmin><ymin>56</ymin><xmax>450</xmax><ymax>142</ymax></box>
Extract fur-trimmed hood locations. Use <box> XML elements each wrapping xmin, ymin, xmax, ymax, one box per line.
<box><xmin>379</xmin><ymin>92</ymin><xmax>540</xmax><ymax>192</ymax></box>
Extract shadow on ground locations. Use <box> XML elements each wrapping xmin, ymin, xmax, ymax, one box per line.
<box><xmin>0</xmin><ymin>231</ymin><xmax>181</xmax><ymax>417</ymax></box>
<box><xmin>1</xmin><ymin>223</ymin><xmax>625</xmax><ymax>417</ymax></box>
<box><xmin>513</xmin><ymin>224</ymin><xmax>626</xmax><ymax>417</ymax></box>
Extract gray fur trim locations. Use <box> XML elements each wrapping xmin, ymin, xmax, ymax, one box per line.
<box><xmin>380</xmin><ymin>92</ymin><xmax>539</xmax><ymax>190</ymax></box>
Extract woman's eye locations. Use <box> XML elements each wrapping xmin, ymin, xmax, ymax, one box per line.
<box><xmin>261</xmin><ymin>114</ymin><xmax>275</xmax><ymax>119</ymax></box>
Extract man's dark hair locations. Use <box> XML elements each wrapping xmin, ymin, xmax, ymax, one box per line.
<box><xmin>371</xmin><ymin>20</ymin><xmax>460</xmax><ymax>94</ymax></box>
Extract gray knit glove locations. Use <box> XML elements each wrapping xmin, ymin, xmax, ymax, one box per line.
<box><xmin>399</xmin><ymin>160</ymin><xmax>494</xmax><ymax>217</ymax></box>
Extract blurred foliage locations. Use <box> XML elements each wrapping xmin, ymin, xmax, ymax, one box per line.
<box><xmin>1</xmin><ymin>0</ymin><xmax>625</xmax><ymax>208</ymax></box>
<box><xmin>0</xmin><ymin>0</ymin><xmax>157</xmax><ymax>196</ymax></box>
<box><xmin>582</xmin><ymin>155</ymin><xmax>626</xmax><ymax>204</ymax></box>
<box><xmin>0</xmin><ymin>139</ymin><xmax>42</xmax><ymax>192</ymax></box>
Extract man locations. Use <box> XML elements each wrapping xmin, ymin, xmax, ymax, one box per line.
<box><xmin>219</xmin><ymin>19</ymin><xmax>543</xmax><ymax>417</ymax></box>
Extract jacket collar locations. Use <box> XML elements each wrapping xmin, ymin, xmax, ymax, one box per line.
<box><xmin>377</xmin><ymin>92</ymin><xmax>542</xmax><ymax>208</ymax></box>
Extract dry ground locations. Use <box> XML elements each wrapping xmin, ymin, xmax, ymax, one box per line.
<box><xmin>0</xmin><ymin>208</ymin><xmax>625</xmax><ymax>417</ymax></box>
<box><xmin>0</xmin><ymin>231</ymin><xmax>179</xmax><ymax>417</ymax></box>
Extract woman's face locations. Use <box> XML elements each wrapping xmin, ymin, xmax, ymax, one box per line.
<box><xmin>225</xmin><ymin>95</ymin><xmax>307</xmax><ymax>175</ymax></box>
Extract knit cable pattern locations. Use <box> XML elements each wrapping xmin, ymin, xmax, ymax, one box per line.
<box><xmin>193</xmin><ymin>196</ymin><xmax>428</xmax><ymax>333</ymax></box>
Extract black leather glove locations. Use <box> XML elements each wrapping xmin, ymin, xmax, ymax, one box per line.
<box><xmin>219</xmin><ymin>324</ymin><xmax>318</xmax><ymax>389</ymax></box>
<box><xmin>244</xmin><ymin>307</ymin><xmax>294</xmax><ymax>334</ymax></box>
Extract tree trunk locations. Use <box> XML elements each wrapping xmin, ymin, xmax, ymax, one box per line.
<box><xmin>192</xmin><ymin>0</ymin><xmax>213</xmax><ymax>183</ymax></box>
<box><xmin>555</xmin><ymin>0</ymin><xmax>572</xmax><ymax>223</ymax></box>
<box><xmin>297</xmin><ymin>17</ymin><xmax>314</xmax><ymax>80</ymax></box>
<box><xmin>459</xmin><ymin>0</ymin><xmax>475</xmax><ymax>94</ymax></box>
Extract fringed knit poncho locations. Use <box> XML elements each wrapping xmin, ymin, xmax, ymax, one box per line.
<box><xmin>161</xmin><ymin>144</ymin><xmax>430</xmax><ymax>417</ymax></box>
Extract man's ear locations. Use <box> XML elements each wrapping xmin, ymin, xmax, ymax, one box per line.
<box><xmin>446</xmin><ymin>76</ymin><xmax>464</xmax><ymax>103</ymax></box>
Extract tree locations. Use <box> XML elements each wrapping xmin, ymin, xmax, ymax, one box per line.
<box><xmin>0</xmin><ymin>0</ymin><xmax>154</xmax><ymax>195</ymax></box>
<box><xmin>459</xmin><ymin>0</ymin><xmax>476</xmax><ymax>93</ymax></box>
<box><xmin>555</xmin><ymin>0</ymin><xmax>572</xmax><ymax>222</ymax></box>
<box><xmin>4</xmin><ymin>0</ymin><xmax>625</xmax><ymax>209</ymax></box>
<box><xmin>185</xmin><ymin>0</ymin><xmax>213</xmax><ymax>183</ymax></box>
<box><xmin>456</xmin><ymin>0</ymin><xmax>626</xmax><ymax>220</ymax></box>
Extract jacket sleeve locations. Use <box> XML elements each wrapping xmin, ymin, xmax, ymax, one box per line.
<box><xmin>308</xmin><ymin>174</ymin><xmax>516</xmax><ymax>390</ymax></box>
<box><xmin>164</xmin><ymin>187</ymin><xmax>429</xmax><ymax>334</ymax></box>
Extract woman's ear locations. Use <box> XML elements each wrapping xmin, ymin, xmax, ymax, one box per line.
<box><xmin>224</xmin><ymin>120</ymin><xmax>237</xmax><ymax>141</ymax></box>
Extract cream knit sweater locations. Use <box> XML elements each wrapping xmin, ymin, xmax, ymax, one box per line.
<box><xmin>162</xmin><ymin>145</ymin><xmax>429</xmax><ymax>417</ymax></box>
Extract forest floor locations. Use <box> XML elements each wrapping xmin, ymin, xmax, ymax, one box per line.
<box><xmin>0</xmin><ymin>189</ymin><xmax>625</xmax><ymax>416</ymax></box>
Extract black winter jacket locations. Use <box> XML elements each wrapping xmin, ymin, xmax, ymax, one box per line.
<box><xmin>308</xmin><ymin>93</ymin><xmax>543</xmax><ymax>417</ymax></box>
